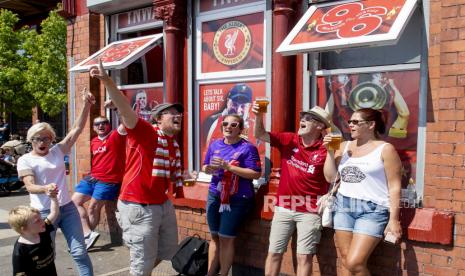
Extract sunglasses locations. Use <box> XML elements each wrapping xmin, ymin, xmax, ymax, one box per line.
<box><xmin>93</xmin><ymin>121</ymin><xmax>109</xmax><ymax>126</ymax></box>
<box><xmin>300</xmin><ymin>114</ymin><xmax>323</xmax><ymax>124</ymax></box>
<box><xmin>347</xmin><ymin>119</ymin><xmax>369</xmax><ymax>125</ymax></box>
<box><xmin>222</xmin><ymin>121</ymin><xmax>239</xmax><ymax>128</ymax></box>
<box><xmin>31</xmin><ymin>137</ymin><xmax>52</xmax><ymax>143</ymax></box>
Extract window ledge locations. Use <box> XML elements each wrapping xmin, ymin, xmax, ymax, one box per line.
<box><xmin>402</xmin><ymin>207</ymin><xmax>454</xmax><ymax>245</ymax></box>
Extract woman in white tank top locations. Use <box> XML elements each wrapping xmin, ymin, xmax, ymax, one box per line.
<box><xmin>323</xmin><ymin>108</ymin><xmax>402</xmax><ymax>275</ymax></box>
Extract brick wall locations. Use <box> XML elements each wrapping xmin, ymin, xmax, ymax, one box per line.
<box><xmin>67</xmin><ymin>0</ymin><xmax>465</xmax><ymax>273</ymax></box>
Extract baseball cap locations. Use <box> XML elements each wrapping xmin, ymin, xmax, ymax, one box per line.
<box><xmin>300</xmin><ymin>106</ymin><xmax>331</xmax><ymax>128</ymax></box>
<box><xmin>151</xmin><ymin>103</ymin><xmax>184</xmax><ymax>117</ymax></box>
<box><xmin>228</xmin><ymin>84</ymin><xmax>252</xmax><ymax>104</ymax></box>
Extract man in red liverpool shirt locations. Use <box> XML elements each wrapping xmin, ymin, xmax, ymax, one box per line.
<box><xmin>253</xmin><ymin>104</ymin><xmax>331</xmax><ymax>276</ymax></box>
<box><xmin>72</xmin><ymin>115</ymin><xmax>126</xmax><ymax>250</ymax></box>
<box><xmin>89</xmin><ymin>60</ymin><xmax>184</xmax><ymax>276</ymax></box>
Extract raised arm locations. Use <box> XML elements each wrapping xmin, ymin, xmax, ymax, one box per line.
<box><xmin>382</xmin><ymin>143</ymin><xmax>402</xmax><ymax>239</ymax></box>
<box><xmin>323</xmin><ymin>138</ymin><xmax>345</xmax><ymax>182</ymax></box>
<box><xmin>58</xmin><ymin>88</ymin><xmax>95</xmax><ymax>154</ymax></box>
<box><xmin>90</xmin><ymin>60</ymin><xmax>138</xmax><ymax>129</ymax></box>
<box><xmin>251</xmin><ymin>102</ymin><xmax>270</xmax><ymax>143</ymax></box>
<box><xmin>46</xmin><ymin>195</ymin><xmax>59</xmax><ymax>224</ymax></box>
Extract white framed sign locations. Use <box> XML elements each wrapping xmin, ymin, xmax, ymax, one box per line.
<box><xmin>70</xmin><ymin>33</ymin><xmax>163</xmax><ymax>72</ymax></box>
<box><xmin>277</xmin><ymin>0</ymin><xmax>417</xmax><ymax>55</ymax></box>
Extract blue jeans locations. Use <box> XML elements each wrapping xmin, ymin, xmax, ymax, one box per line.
<box><xmin>206</xmin><ymin>192</ymin><xmax>253</xmax><ymax>237</ymax></box>
<box><xmin>40</xmin><ymin>201</ymin><xmax>94</xmax><ymax>276</ymax></box>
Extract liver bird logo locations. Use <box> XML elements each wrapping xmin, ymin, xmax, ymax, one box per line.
<box><xmin>224</xmin><ymin>30</ymin><xmax>239</xmax><ymax>56</ymax></box>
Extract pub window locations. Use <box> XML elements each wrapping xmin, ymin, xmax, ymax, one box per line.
<box><xmin>313</xmin><ymin>6</ymin><xmax>425</xmax><ymax>205</ymax></box>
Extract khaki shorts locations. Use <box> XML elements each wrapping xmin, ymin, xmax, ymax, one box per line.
<box><xmin>268</xmin><ymin>206</ymin><xmax>322</xmax><ymax>255</ymax></box>
<box><xmin>117</xmin><ymin>200</ymin><xmax>178</xmax><ymax>276</ymax></box>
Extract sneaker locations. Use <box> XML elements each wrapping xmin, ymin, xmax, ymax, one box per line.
<box><xmin>85</xmin><ymin>231</ymin><xmax>100</xmax><ymax>250</ymax></box>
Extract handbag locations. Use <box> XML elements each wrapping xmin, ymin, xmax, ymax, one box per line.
<box><xmin>171</xmin><ymin>234</ymin><xmax>209</xmax><ymax>276</ymax></box>
<box><xmin>317</xmin><ymin>173</ymin><xmax>340</xmax><ymax>228</ymax></box>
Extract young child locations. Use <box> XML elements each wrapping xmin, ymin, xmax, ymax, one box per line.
<box><xmin>8</xmin><ymin>184</ymin><xmax>59</xmax><ymax>276</ymax></box>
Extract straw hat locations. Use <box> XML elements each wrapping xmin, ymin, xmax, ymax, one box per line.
<box><xmin>299</xmin><ymin>106</ymin><xmax>331</xmax><ymax>128</ymax></box>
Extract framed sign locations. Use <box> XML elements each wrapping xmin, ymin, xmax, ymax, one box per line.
<box><xmin>277</xmin><ymin>0</ymin><xmax>417</xmax><ymax>55</ymax></box>
<box><xmin>317</xmin><ymin>69</ymin><xmax>420</xmax><ymax>187</ymax></box>
<box><xmin>70</xmin><ymin>34</ymin><xmax>163</xmax><ymax>72</ymax></box>
<box><xmin>196</xmin><ymin>3</ymin><xmax>266</xmax><ymax>79</ymax></box>
<box><xmin>198</xmin><ymin>81</ymin><xmax>266</xmax><ymax>173</ymax></box>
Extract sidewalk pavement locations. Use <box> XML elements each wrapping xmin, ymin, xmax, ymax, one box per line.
<box><xmin>0</xmin><ymin>190</ymin><xmax>178</xmax><ymax>276</ymax></box>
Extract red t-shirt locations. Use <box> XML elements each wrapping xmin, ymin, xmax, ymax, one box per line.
<box><xmin>90</xmin><ymin>130</ymin><xmax>126</xmax><ymax>183</ymax></box>
<box><xmin>270</xmin><ymin>132</ymin><xmax>329</xmax><ymax>213</ymax></box>
<box><xmin>119</xmin><ymin>119</ymin><xmax>179</xmax><ymax>204</ymax></box>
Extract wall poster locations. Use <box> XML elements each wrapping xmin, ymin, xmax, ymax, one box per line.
<box><xmin>121</xmin><ymin>87</ymin><xmax>164</xmax><ymax>122</ymax></box>
<box><xmin>201</xmin><ymin>12</ymin><xmax>264</xmax><ymax>74</ymax></box>
<box><xmin>317</xmin><ymin>70</ymin><xmax>420</xmax><ymax>188</ymax></box>
<box><xmin>199</xmin><ymin>81</ymin><xmax>266</xmax><ymax>173</ymax></box>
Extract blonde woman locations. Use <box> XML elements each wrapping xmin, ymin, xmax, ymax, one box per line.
<box><xmin>16</xmin><ymin>89</ymin><xmax>95</xmax><ymax>276</ymax></box>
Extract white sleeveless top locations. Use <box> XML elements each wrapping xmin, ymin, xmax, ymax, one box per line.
<box><xmin>338</xmin><ymin>142</ymin><xmax>390</xmax><ymax>207</ymax></box>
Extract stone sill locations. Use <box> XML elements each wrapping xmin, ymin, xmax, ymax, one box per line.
<box><xmin>172</xmin><ymin>180</ymin><xmax>454</xmax><ymax>246</ymax></box>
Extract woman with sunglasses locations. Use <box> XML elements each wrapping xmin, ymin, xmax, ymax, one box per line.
<box><xmin>16</xmin><ymin>89</ymin><xmax>95</xmax><ymax>276</ymax></box>
<box><xmin>203</xmin><ymin>114</ymin><xmax>261</xmax><ymax>276</ymax></box>
<box><xmin>323</xmin><ymin>108</ymin><xmax>402</xmax><ymax>275</ymax></box>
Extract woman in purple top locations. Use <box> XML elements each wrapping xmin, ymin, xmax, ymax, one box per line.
<box><xmin>203</xmin><ymin>114</ymin><xmax>261</xmax><ymax>276</ymax></box>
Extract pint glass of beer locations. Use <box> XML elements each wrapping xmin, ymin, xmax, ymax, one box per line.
<box><xmin>328</xmin><ymin>134</ymin><xmax>342</xmax><ymax>151</ymax></box>
<box><xmin>255</xmin><ymin>97</ymin><xmax>269</xmax><ymax>113</ymax></box>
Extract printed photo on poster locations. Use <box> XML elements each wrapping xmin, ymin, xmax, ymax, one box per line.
<box><xmin>122</xmin><ymin>87</ymin><xmax>164</xmax><ymax>122</ymax></box>
<box><xmin>201</xmin><ymin>12</ymin><xmax>264</xmax><ymax>74</ymax></box>
<box><xmin>199</xmin><ymin>81</ymin><xmax>266</xmax><ymax>172</ymax></box>
<box><xmin>317</xmin><ymin>70</ymin><xmax>420</xmax><ymax>187</ymax></box>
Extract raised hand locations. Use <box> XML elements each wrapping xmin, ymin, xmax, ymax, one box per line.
<box><xmin>80</xmin><ymin>87</ymin><xmax>96</xmax><ymax>105</ymax></box>
<box><xmin>104</xmin><ymin>99</ymin><xmax>116</xmax><ymax>110</ymax></box>
<box><xmin>251</xmin><ymin>101</ymin><xmax>261</xmax><ymax>115</ymax></box>
<box><xmin>89</xmin><ymin>59</ymin><xmax>109</xmax><ymax>81</ymax></box>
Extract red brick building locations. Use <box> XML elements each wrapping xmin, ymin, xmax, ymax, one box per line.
<box><xmin>65</xmin><ymin>0</ymin><xmax>462</xmax><ymax>274</ymax></box>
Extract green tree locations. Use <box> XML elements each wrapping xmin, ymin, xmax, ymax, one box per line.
<box><xmin>0</xmin><ymin>8</ymin><xmax>67</xmax><ymax>118</ymax></box>
<box><xmin>0</xmin><ymin>9</ymin><xmax>33</xmax><ymax>117</ymax></box>
<box><xmin>24</xmin><ymin>8</ymin><xmax>67</xmax><ymax>116</ymax></box>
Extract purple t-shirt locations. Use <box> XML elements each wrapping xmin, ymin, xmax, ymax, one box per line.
<box><xmin>204</xmin><ymin>138</ymin><xmax>261</xmax><ymax>198</ymax></box>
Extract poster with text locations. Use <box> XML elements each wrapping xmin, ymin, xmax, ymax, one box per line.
<box><xmin>122</xmin><ymin>87</ymin><xmax>164</xmax><ymax>122</ymax></box>
<box><xmin>201</xmin><ymin>12</ymin><xmax>264</xmax><ymax>74</ymax></box>
<box><xmin>317</xmin><ymin>70</ymin><xmax>419</xmax><ymax>187</ymax></box>
<box><xmin>199</xmin><ymin>81</ymin><xmax>266</xmax><ymax>173</ymax></box>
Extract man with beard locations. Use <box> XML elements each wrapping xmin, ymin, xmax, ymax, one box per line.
<box><xmin>72</xmin><ymin>115</ymin><xmax>126</xmax><ymax>250</ymax></box>
<box><xmin>253</xmin><ymin>105</ymin><xmax>331</xmax><ymax>276</ymax></box>
<box><xmin>89</xmin><ymin>60</ymin><xmax>184</xmax><ymax>276</ymax></box>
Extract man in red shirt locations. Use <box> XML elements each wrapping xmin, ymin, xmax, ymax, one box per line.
<box><xmin>89</xmin><ymin>60</ymin><xmax>184</xmax><ymax>276</ymax></box>
<box><xmin>72</xmin><ymin>115</ymin><xmax>126</xmax><ymax>250</ymax></box>
<box><xmin>253</xmin><ymin>104</ymin><xmax>331</xmax><ymax>276</ymax></box>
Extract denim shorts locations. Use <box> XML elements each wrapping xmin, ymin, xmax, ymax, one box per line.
<box><xmin>333</xmin><ymin>193</ymin><xmax>389</xmax><ymax>238</ymax></box>
<box><xmin>206</xmin><ymin>192</ymin><xmax>253</xmax><ymax>238</ymax></box>
<box><xmin>75</xmin><ymin>176</ymin><xmax>120</xmax><ymax>200</ymax></box>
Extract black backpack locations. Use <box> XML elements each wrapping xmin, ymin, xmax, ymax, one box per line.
<box><xmin>171</xmin><ymin>235</ymin><xmax>209</xmax><ymax>276</ymax></box>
